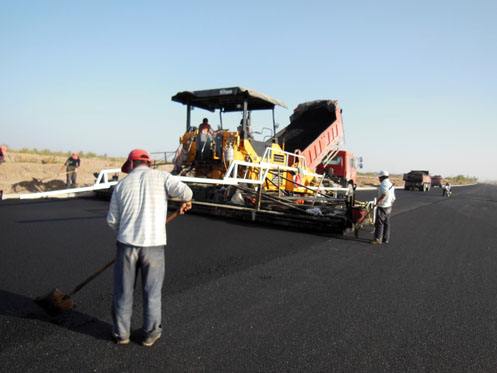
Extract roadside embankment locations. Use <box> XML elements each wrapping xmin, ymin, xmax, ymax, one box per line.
<box><xmin>0</xmin><ymin>150</ymin><xmax>123</xmax><ymax>194</ymax></box>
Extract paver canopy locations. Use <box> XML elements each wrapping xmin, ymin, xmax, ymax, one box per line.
<box><xmin>172</xmin><ymin>86</ymin><xmax>287</xmax><ymax>112</ymax></box>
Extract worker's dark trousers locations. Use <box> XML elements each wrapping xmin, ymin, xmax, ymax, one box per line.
<box><xmin>66</xmin><ymin>171</ymin><xmax>77</xmax><ymax>187</ymax></box>
<box><xmin>112</xmin><ymin>242</ymin><xmax>165</xmax><ymax>339</ymax></box>
<box><xmin>374</xmin><ymin>207</ymin><xmax>392</xmax><ymax>242</ymax></box>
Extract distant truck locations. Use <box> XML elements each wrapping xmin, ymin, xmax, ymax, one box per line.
<box><xmin>403</xmin><ymin>170</ymin><xmax>431</xmax><ymax>191</ymax></box>
<box><xmin>431</xmin><ymin>175</ymin><xmax>443</xmax><ymax>188</ymax></box>
<box><xmin>316</xmin><ymin>150</ymin><xmax>358</xmax><ymax>187</ymax></box>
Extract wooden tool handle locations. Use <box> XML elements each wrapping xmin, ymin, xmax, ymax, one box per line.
<box><xmin>68</xmin><ymin>209</ymin><xmax>181</xmax><ymax>297</ymax></box>
<box><xmin>68</xmin><ymin>258</ymin><xmax>116</xmax><ymax>296</ymax></box>
<box><xmin>166</xmin><ymin>209</ymin><xmax>181</xmax><ymax>224</ymax></box>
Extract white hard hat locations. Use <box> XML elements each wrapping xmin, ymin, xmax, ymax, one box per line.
<box><xmin>378</xmin><ymin>170</ymin><xmax>389</xmax><ymax>177</ymax></box>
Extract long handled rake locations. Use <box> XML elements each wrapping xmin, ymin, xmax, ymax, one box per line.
<box><xmin>35</xmin><ymin>210</ymin><xmax>181</xmax><ymax>316</ymax></box>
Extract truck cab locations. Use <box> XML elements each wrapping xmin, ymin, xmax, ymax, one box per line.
<box><xmin>316</xmin><ymin>150</ymin><xmax>358</xmax><ymax>187</ymax></box>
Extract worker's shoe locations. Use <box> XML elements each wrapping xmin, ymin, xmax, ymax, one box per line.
<box><xmin>370</xmin><ymin>239</ymin><xmax>382</xmax><ymax>245</ymax></box>
<box><xmin>113</xmin><ymin>336</ymin><xmax>130</xmax><ymax>345</ymax></box>
<box><xmin>142</xmin><ymin>334</ymin><xmax>161</xmax><ymax>347</ymax></box>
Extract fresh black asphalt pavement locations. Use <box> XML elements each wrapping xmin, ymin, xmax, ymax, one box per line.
<box><xmin>1</xmin><ymin>184</ymin><xmax>497</xmax><ymax>372</ymax></box>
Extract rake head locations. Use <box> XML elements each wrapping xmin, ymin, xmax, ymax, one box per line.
<box><xmin>34</xmin><ymin>288</ymin><xmax>75</xmax><ymax>316</ymax></box>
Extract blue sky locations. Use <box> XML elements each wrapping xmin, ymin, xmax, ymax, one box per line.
<box><xmin>1</xmin><ymin>0</ymin><xmax>495</xmax><ymax>179</ymax></box>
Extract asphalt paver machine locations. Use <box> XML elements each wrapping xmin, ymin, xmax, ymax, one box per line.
<box><xmin>169</xmin><ymin>86</ymin><xmax>358</xmax><ymax>234</ymax></box>
<box><xmin>1</xmin><ymin>86</ymin><xmax>373</xmax><ymax>235</ymax></box>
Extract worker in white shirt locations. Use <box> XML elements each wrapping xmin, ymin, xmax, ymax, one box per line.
<box><xmin>372</xmin><ymin>170</ymin><xmax>396</xmax><ymax>245</ymax></box>
<box><xmin>107</xmin><ymin>149</ymin><xmax>193</xmax><ymax>347</ymax></box>
<box><xmin>442</xmin><ymin>182</ymin><xmax>452</xmax><ymax>197</ymax></box>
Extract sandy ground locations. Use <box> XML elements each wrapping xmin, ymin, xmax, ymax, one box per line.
<box><xmin>356</xmin><ymin>174</ymin><xmax>404</xmax><ymax>187</ymax></box>
<box><xmin>0</xmin><ymin>152</ymin><xmax>124</xmax><ymax>194</ymax></box>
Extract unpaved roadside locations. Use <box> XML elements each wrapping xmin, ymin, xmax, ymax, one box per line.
<box><xmin>356</xmin><ymin>174</ymin><xmax>404</xmax><ymax>188</ymax></box>
<box><xmin>0</xmin><ymin>152</ymin><xmax>123</xmax><ymax>194</ymax></box>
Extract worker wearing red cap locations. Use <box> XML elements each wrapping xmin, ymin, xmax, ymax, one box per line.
<box><xmin>106</xmin><ymin>149</ymin><xmax>193</xmax><ymax>347</ymax></box>
<box><xmin>0</xmin><ymin>145</ymin><xmax>7</xmax><ymax>164</ymax></box>
<box><xmin>64</xmin><ymin>152</ymin><xmax>80</xmax><ymax>187</ymax></box>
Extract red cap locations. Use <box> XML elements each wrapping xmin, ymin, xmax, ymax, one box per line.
<box><xmin>121</xmin><ymin>149</ymin><xmax>152</xmax><ymax>173</ymax></box>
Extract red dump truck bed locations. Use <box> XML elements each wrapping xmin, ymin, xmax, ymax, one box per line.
<box><xmin>274</xmin><ymin>100</ymin><xmax>344</xmax><ymax>171</ymax></box>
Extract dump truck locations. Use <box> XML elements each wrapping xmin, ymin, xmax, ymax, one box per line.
<box><xmin>169</xmin><ymin>87</ymin><xmax>366</xmax><ymax>233</ymax></box>
<box><xmin>274</xmin><ymin>100</ymin><xmax>357</xmax><ymax>187</ymax></box>
<box><xmin>403</xmin><ymin>170</ymin><xmax>432</xmax><ymax>191</ymax></box>
<box><xmin>431</xmin><ymin>175</ymin><xmax>443</xmax><ymax>187</ymax></box>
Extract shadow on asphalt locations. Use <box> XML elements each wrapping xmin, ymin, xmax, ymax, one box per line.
<box><xmin>17</xmin><ymin>215</ymin><xmax>106</xmax><ymax>224</ymax></box>
<box><xmin>0</xmin><ymin>289</ymin><xmax>112</xmax><ymax>342</ymax></box>
<box><xmin>0</xmin><ymin>199</ymin><xmax>64</xmax><ymax>208</ymax></box>
<box><xmin>0</xmin><ymin>196</ymin><xmax>97</xmax><ymax>208</ymax></box>
<box><xmin>341</xmin><ymin>235</ymin><xmax>373</xmax><ymax>244</ymax></box>
<box><xmin>184</xmin><ymin>211</ymin><xmax>347</xmax><ymax>238</ymax></box>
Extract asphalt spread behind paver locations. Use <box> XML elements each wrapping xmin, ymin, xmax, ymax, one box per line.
<box><xmin>1</xmin><ymin>185</ymin><xmax>497</xmax><ymax>372</ymax></box>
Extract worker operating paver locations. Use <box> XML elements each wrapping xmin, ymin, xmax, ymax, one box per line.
<box><xmin>372</xmin><ymin>170</ymin><xmax>396</xmax><ymax>245</ymax></box>
<box><xmin>106</xmin><ymin>149</ymin><xmax>193</xmax><ymax>347</ymax></box>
